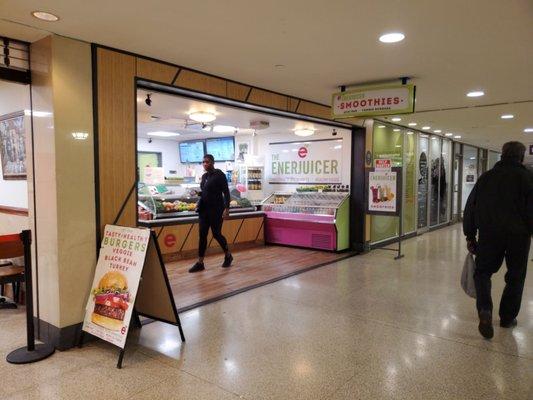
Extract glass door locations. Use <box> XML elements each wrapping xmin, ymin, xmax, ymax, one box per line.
<box><xmin>417</xmin><ymin>134</ymin><xmax>429</xmax><ymax>231</ymax></box>
<box><xmin>452</xmin><ymin>143</ymin><xmax>462</xmax><ymax>221</ymax></box>
<box><xmin>402</xmin><ymin>131</ymin><xmax>416</xmax><ymax>234</ymax></box>
<box><xmin>461</xmin><ymin>145</ymin><xmax>478</xmax><ymax>215</ymax></box>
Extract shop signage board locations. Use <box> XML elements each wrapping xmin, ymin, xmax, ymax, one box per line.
<box><xmin>331</xmin><ymin>84</ymin><xmax>415</xmax><ymax>119</ymax></box>
<box><xmin>366</xmin><ymin>166</ymin><xmax>402</xmax><ymax>216</ymax></box>
<box><xmin>82</xmin><ymin>225</ymin><xmax>151</xmax><ymax>348</ymax></box>
<box><xmin>82</xmin><ymin>225</ymin><xmax>184</xmax><ymax>356</ymax></box>
<box><xmin>143</xmin><ymin>167</ymin><xmax>165</xmax><ymax>184</ymax></box>
<box><xmin>267</xmin><ymin>138</ymin><xmax>343</xmax><ymax>184</ymax></box>
<box><xmin>375</xmin><ymin>159</ymin><xmax>391</xmax><ymax>172</ymax></box>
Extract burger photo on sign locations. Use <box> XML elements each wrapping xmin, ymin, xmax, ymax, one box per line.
<box><xmin>91</xmin><ymin>271</ymin><xmax>130</xmax><ymax>331</ymax></box>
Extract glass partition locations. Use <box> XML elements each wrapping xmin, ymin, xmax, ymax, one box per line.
<box><xmin>488</xmin><ymin>151</ymin><xmax>500</xmax><ymax>170</ymax></box>
<box><xmin>439</xmin><ymin>139</ymin><xmax>451</xmax><ymax>224</ymax></box>
<box><xmin>403</xmin><ymin>131</ymin><xmax>416</xmax><ymax>234</ymax></box>
<box><xmin>461</xmin><ymin>145</ymin><xmax>478</xmax><ymax>213</ymax></box>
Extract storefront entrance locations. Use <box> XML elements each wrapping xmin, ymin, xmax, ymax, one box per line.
<box><xmin>134</xmin><ymin>83</ymin><xmax>360</xmax><ymax>310</ymax></box>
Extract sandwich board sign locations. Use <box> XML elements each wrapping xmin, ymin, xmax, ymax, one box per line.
<box><xmin>81</xmin><ymin>225</ymin><xmax>184</xmax><ymax>367</ymax></box>
<box><xmin>366</xmin><ymin>160</ymin><xmax>402</xmax><ymax>216</ymax></box>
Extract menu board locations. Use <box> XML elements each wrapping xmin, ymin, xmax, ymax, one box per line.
<box><xmin>206</xmin><ymin>137</ymin><xmax>235</xmax><ymax>161</ymax></box>
<box><xmin>179</xmin><ymin>140</ymin><xmax>205</xmax><ymax>163</ymax></box>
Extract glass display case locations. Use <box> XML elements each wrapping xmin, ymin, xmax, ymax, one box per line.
<box><xmin>262</xmin><ymin>192</ymin><xmax>348</xmax><ymax>216</ymax></box>
<box><xmin>262</xmin><ymin>192</ymin><xmax>350</xmax><ymax>251</ymax></box>
<box><xmin>137</xmin><ymin>181</ymin><xmax>256</xmax><ymax>221</ymax></box>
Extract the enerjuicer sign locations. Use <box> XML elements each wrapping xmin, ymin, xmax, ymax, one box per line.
<box><xmin>268</xmin><ymin>139</ymin><xmax>342</xmax><ymax>184</ymax></box>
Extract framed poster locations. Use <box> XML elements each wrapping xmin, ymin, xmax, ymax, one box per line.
<box><xmin>365</xmin><ymin>167</ymin><xmax>402</xmax><ymax>216</ymax></box>
<box><xmin>0</xmin><ymin>111</ymin><xmax>26</xmax><ymax>180</ymax></box>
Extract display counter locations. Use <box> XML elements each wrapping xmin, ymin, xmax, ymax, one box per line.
<box><xmin>262</xmin><ymin>192</ymin><xmax>350</xmax><ymax>251</ymax></box>
<box><xmin>137</xmin><ymin>183</ymin><xmax>264</xmax><ymax>261</ymax></box>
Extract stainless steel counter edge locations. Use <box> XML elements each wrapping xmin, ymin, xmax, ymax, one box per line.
<box><xmin>138</xmin><ymin>211</ymin><xmax>265</xmax><ymax>227</ymax></box>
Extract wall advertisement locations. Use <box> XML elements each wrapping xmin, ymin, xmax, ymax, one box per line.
<box><xmin>366</xmin><ymin>165</ymin><xmax>402</xmax><ymax>216</ymax></box>
<box><xmin>267</xmin><ymin>139</ymin><xmax>343</xmax><ymax>184</ymax></box>
<box><xmin>332</xmin><ymin>84</ymin><xmax>415</xmax><ymax>119</ymax></box>
<box><xmin>82</xmin><ymin>225</ymin><xmax>151</xmax><ymax>348</ymax></box>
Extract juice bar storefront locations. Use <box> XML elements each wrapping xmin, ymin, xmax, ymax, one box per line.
<box><xmin>109</xmin><ymin>75</ymin><xmax>360</xmax><ymax>310</ymax></box>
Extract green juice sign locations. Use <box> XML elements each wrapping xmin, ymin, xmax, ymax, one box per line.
<box><xmin>268</xmin><ymin>139</ymin><xmax>343</xmax><ymax>184</ymax></box>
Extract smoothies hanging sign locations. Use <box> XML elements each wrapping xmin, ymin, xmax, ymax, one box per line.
<box><xmin>268</xmin><ymin>139</ymin><xmax>343</xmax><ymax>184</ymax></box>
<box><xmin>332</xmin><ymin>84</ymin><xmax>415</xmax><ymax>119</ymax></box>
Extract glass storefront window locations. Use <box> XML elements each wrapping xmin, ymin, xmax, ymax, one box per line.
<box><xmin>429</xmin><ymin>137</ymin><xmax>442</xmax><ymax>226</ymax></box>
<box><xmin>417</xmin><ymin>134</ymin><xmax>429</xmax><ymax>229</ymax></box>
<box><xmin>461</xmin><ymin>145</ymin><xmax>478</xmax><ymax>213</ymax></box>
<box><xmin>371</xmin><ymin>124</ymin><xmax>403</xmax><ymax>243</ymax></box>
<box><xmin>488</xmin><ymin>151</ymin><xmax>500</xmax><ymax>170</ymax></box>
<box><xmin>439</xmin><ymin>139</ymin><xmax>451</xmax><ymax>224</ymax></box>
<box><xmin>403</xmin><ymin>131</ymin><xmax>416</xmax><ymax>234</ymax></box>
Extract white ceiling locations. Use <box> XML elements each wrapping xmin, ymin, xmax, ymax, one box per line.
<box><xmin>137</xmin><ymin>89</ymin><xmax>349</xmax><ymax>141</ymax></box>
<box><xmin>1</xmin><ymin>0</ymin><xmax>532</xmax><ymax>150</ymax></box>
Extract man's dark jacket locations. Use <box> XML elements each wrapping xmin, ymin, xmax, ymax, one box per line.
<box><xmin>463</xmin><ymin>160</ymin><xmax>533</xmax><ymax>240</ymax></box>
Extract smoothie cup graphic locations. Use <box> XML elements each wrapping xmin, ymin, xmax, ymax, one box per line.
<box><xmin>371</xmin><ymin>186</ymin><xmax>379</xmax><ymax>203</ymax></box>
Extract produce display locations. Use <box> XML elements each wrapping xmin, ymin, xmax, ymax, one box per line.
<box><xmin>296</xmin><ymin>185</ymin><xmax>350</xmax><ymax>193</ymax></box>
<box><xmin>156</xmin><ymin>200</ymin><xmax>197</xmax><ymax>213</ymax></box>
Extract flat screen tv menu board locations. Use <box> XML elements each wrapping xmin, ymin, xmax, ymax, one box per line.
<box><xmin>205</xmin><ymin>137</ymin><xmax>235</xmax><ymax>162</ymax></box>
<box><xmin>179</xmin><ymin>140</ymin><xmax>205</xmax><ymax>163</ymax></box>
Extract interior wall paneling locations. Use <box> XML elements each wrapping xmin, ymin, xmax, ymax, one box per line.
<box><xmin>136</xmin><ymin>57</ymin><xmax>179</xmax><ymax>85</ymax></box>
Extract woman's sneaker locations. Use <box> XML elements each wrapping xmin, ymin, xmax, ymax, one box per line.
<box><xmin>189</xmin><ymin>262</ymin><xmax>205</xmax><ymax>273</ymax></box>
<box><xmin>222</xmin><ymin>254</ymin><xmax>233</xmax><ymax>268</ymax></box>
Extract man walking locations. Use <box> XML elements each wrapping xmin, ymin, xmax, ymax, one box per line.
<box><xmin>463</xmin><ymin>141</ymin><xmax>533</xmax><ymax>339</ymax></box>
<box><xmin>189</xmin><ymin>154</ymin><xmax>233</xmax><ymax>273</ymax></box>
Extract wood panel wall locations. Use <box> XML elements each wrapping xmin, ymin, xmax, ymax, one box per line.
<box><xmin>95</xmin><ymin>46</ymin><xmax>351</xmax><ymax>234</ymax></box>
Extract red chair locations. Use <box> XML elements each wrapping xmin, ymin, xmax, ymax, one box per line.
<box><xmin>0</xmin><ymin>234</ymin><xmax>25</xmax><ymax>308</ymax></box>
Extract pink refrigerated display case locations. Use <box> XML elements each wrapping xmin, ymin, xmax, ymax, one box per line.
<box><xmin>262</xmin><ymin>192</ymin><xmax>350</xmax><ymax>251</ymax></box>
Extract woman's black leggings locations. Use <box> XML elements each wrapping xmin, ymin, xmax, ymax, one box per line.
<box><xmin>198</xmin><ymin>209</ymin><xmax>228</xmax><ymax>257</ymax></box>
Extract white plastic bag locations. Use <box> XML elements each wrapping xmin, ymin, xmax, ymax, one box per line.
<box><xmin>461</xmin><ymin>253</ymin><xmax>477</xmax><ymax>298</ymax></box>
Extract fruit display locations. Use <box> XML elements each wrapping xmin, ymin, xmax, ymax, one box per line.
<box><xmin>157</xmin><ymin>200</ymin><xmax>197</xmax><ymax>213</ymax></box>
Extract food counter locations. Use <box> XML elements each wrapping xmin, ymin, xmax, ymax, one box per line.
<box><xmin>262</xmin><ymin>192</ymin><xmax>350</xmax><ymax>251</ymax></box>
<box><xmin>137</xmin><ymin>182</ymin><xmax>264</xmax><ymax>261</ymax></box>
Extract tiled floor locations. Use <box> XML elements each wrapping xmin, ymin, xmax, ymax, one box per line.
<box><xmin>1</xmin><ymin>224</ymin><xmax>532</xmax><ymax>399</ymax></box>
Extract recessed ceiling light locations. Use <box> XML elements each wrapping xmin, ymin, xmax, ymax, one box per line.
<box><xmin>408</xmin><ymin>122</ymin><xmax>417</xmax><ymax>126</ymax></box>
<box><xmin>445</xmin><ymin>133</ymin><xmax>453</xmax><ymax>137</ymax></box>
<box><xmin>147</xmin><ymin>131</ymin><xmax>180</xmax><ymax>137</ymax></box>
<box><xmin>454</xmin><ymin>135</ymin><xmax>462</xmax><ymax>139</ymax></box>
<box><xmin>422</xmin><ymin>126</ymin><xmax>431</xmax><ymax>130</ymax></box>
<box><xmin>500</xmin><ymin>114</ymin><xmax>514</xmax><ymax>119</ymax></box>
<box><xmin>431</xmin><ymin>137</ymin><xmax>437</xmax><ymax>140</ymax></box>
<box><xmin>391</xmin><ymin>117</ymin><xmax>402</xmax><ymax>122</ymax></box>
<box><xmin>467</xmin><ymin>91</ymin><xmax>484</xmax><ymax>97</ymax></box>
<box><xmin>189</xmin><ymin>111</ymin><xmax>216</xmax><ymax>123</ymax></box>
<box><xmin>434</xmin><ymin>130</ymin><xmax>442</xmax><ymax>133</ymax></box>
<box><xmin>470</xmin><ymin>157</ymin><xmax>476</xmax><ymax>160</ymax></box>
<box><xmin>524</xmin><ymin>128</ymin><xmax>533</xmax><ymax>133</ymax></box>
<box><xmin>31</xmin><ymin>11</ymin><xmax>59</xmax><ymax>21</ymax></box>
<box><xmin>213</xmin><ymin>125</ymin><xmax>236</xmax><ymax>133</ymax></box>
<box><xmin>406</xmin><ymin>131</ymin><xmax>414</xmax><ymax>135</ymax></box>
<box><xmin>377</xmin><ymin>125</ymin><xmax>386</xmax><ymax>128</ymax></box>
<box><xmin>379</xmin><ymin>32</ymin><xmax>405</xmax><ymax>43</ymax></box>
<box><xmin>294</xmin><ymin>129</ymin><xmax>315</xmax><ymax>137</ymax></box>
<box><xmin>393</xmin><ymin>128</ymin><xmax>401</xmax><ymax>132</ymax></box>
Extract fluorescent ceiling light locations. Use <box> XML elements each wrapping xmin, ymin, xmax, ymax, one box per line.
<box><xmin>294</xmin><ymin>129</ymin><xmax>315</xmax><ymax>137</ymax></box>
<box><xmin>377</xmin><ymin>125</ymin><xmax>386</xmax><ymax>128</ymax></box>
<box><xmin>470</xmin><ymin>157</ymin><xmax>476</xmax><ymax>160</ymax></box>
<box><xmin>189</xmin><ymin>111</ymin><xmax>216</xmax><ymax>123</ymax></box>
<box><xmin>445</xmin><ymin>133</ymin><xmax>453</xmax><ymax>137</ymax></box>
<box><xmin>393</xmin><ymin>129</ymin><xmax>401</xmax><ymax>132</ymax></box>
<box><xmin>408</xmin><ymin>122</ymin><xmax>417</xmax><ymax>126</ymax></box>
<box><xmin>71</xmin><ymin>132</ymin><xmax>88</xmax><ymax>140</ymax></box>
<box><xmin>500</xmin><ymin>114</ymin><xmax>514</xmax><ymax>119</ymax></box>
<box><xmin>467</xmin><ymin>91</ymin><xmax>484</xmax><ymax>97</ymax></box>
<box><xmin>147</xmin><ymin>131</ymin><xmax>180</xmax><ymax>137</ymax></box>
<box><xmin>434</xmin><ymin>130</ymin><xmax>442</xmax><ymax>133</ymax></box>
<box><xmin>31</xmin><ymin>11</ymin><xmax>59</xmax><ymax>21</ymax></box>
<box><xmin>454</xmin><ymin>135</ymin><xmax>462</xmax><ymax>139</ymax></box>
<box><xmin>213</xmin><ymin>125</ymin><xmax>236</xmax><ymax>133</ymax></box>
<box><xmin>24</xmin><ymin>109</ymin><xmax>51</xmax><ymax>117</ymax></box>
<box><xmin>524</xmin><ymin>128</ymin><xmax>533</xmax><ymax>133</ymax></box>
<box><xmin>379</xmin><ymin>32</ymin><xmax>405</xmax><ymax>43</ymax></box>
<box><xmin>391</xmin><ymin>117</ymin><xmax>402</xmax><ymax>122</ymax></box>
<box><xmin>422</xmin><ymin>126</ymin><xmax>431</xmax><ymax>130</ymax></box>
